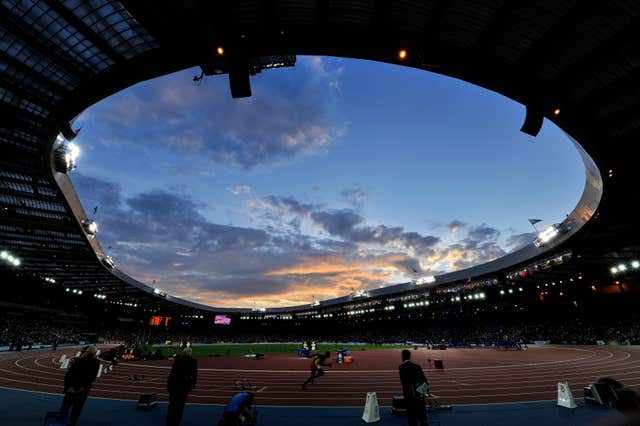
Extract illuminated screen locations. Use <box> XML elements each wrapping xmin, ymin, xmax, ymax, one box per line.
<box><xmin>149</xmin><ymin>316</ymin><xmax>171</xmax><ymax>326</ymax></box>
<box><xmin>215</xmin><ymin>315</ymin><xmax>231</xmax><ymax>325</ymax></box>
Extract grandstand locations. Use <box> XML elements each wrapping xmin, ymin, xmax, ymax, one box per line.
<box><xmin>2</xmin><ymin>1</ymin><xmax>640</xmax><ymax>425</ymax></box>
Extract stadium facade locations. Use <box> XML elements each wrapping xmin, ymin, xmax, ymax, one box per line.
<box><xmin>1</xmin><ymin>0</ymin><xmax>640</xmax><ymax>322</ymax></box>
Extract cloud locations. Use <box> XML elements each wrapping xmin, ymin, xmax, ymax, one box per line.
<box><xmin>467</xmin><ymin>224</ymin><xmax>500</xmax><ymax>241</ymax></box>
<box><xmin>340</xmin><ymin>186</ymin><xmax>367</xmax><ymax>209</ymax></box>
<box><xmin>259</xmin><ymin>195</ymin><xmax>316</xmax><ymax>216</ymax></box>
<box><xmin>80</xmin><ymin>64</ymin><xmax>346</xmax><ymax>170</ymax></box>
<box><xmin>227</xmin><ymin>185</ymin><xmax>252</xmax><ymax>196</ymax></box>
<box><xmin>72</xmin><ymin>176</ymin><xmax>527</xmax><ymax>308</ymax></box>
<box><xmin>306</xmin><ymin>56</ymin><xmax>344</xmax><ymax>92</ymax></box>
<box><xmin>310</xmin><ymin>208</ymin><xmax>440</xmax><ymax>255</ymax></box>
<box><xmin>505</xmin><ymin>232</ymin><xmax>536</xmax><ymax>250</ymax></box>
<box><xmin>448</xmin><ymin>220</ymin><xmax>466</xmax><ymax>233</ymax></box>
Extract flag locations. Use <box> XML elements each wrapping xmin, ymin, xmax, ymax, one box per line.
<box><xmin>528</xmin><ymin>219</ymin><xmax>542</xmax><ymax>225</ymax></box>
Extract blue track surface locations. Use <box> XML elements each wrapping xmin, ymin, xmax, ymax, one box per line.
<box><xmin>0</xmin><ymin>387</ymin><xmax>623</xmax><ymax>425</ymax></box>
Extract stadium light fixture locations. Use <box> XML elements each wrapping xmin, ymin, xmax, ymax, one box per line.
<box><xmin>618</xmin><ymin>264</ymin><xmax>627</xmax><ymax>272</ymax></box>
<box><xmin>398</xmin><ymin>49</ymin><xmax>407</xmax><ymax>60</ymax></box>
<box><xmin>632</xmin><ymin>260</ymin><xmax>640</xmax><ymax>269</ymax></box>
<box><xmin>53</xmin><ymin>136</ymin><xmax>81</xmax><ymax>173</ymax></box>
<box><xmin>610</xmin><ymin>267</ymin><xmax>618</xmax><ymax>274</ymax></box>
<box><xmin>217</xmin><ymin>46</ymin><xmax>224</xmax><ymax>55</ymax></box>
<box><xmin>1</xmin><ymin>250</ymin><xmax>21</xmax><ymax>267</ymax></box>
<box><xmin>534</xmin><ymin>225</ymin><xmax>559</xmax><ymax>247</ymax></box>
<box><xmin>508</xmin><ymin>289</ymin><xmax>513</xmax><ymax>294</ymax></box>
<box><xmin>553</xmin><ymin>108</ymin><xmax>561</xmax><ymax>116</ymax></box>
<box><xmin>83</xmin><ymin>220</ymin><xmax>98</xmax><ymax>236</ymax></box>
<box><xmin>415</xmin><ymin>276</ymin><xmax>435</xmax><ymax>285</ymax></box>
<box><xmin>500</xmin><ymin>290</ymin><xmax>505</xmax><ymax>295</ymax></box>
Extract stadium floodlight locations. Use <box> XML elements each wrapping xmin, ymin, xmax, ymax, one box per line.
<box><xmin>534</xmin><ymin>225</ymin><xmax>559</xmax><ymax>247</ymax></box>
<box><xmin>632</xmin><ymin>260</ymin><xmax>640</xmax><ymax>269</ymax></box>
<box><xmin>415</xmin><ymin>276</ymin><xmax>436</xmax><ymax>285</ymax></box>
<box><xmin>398</xmin><ymin>49</ymin><xmax>408</xmax><ymax>60</ymax></box>
<box><xmin>0</xmin><ymin>251</ymin><xmax>7</xmax><ymax>259</ymax></box>
<box><xmin>153</xmin><ymin>288</ymin><xmax>167</xmax><ymax>297</ymax></box>
<box><xmin>610</xmin><ymin>267</ymin><xmax>618</xmax><ymax>274</ymax></box>
<box><xmin>53</xmin><ymin>136</ymin><xmax>81</xmax><ymax>173</ymax></box>
<box><xmin>500</xmin><ymin>290</ymin><xmax>505</xmax><ymax>295</ymax></box>
<box><xmin>508</xmin><ymin>289</ymin><xmax>513</xmax><ymax>294</ymax></box>
<box><xmin>479</xmin><ymin>292</ymin><xmax>486</xmax><ymax>299</ymax></box>
<box><xmin>82</xmin><ymin>219</ymin><xmax>99</xmax><ymax>237</ymax></box>
<box><xmin>12</xmin><ymin>258</ymin><xmax>20</xmax><ymax>266</ymax></box>
<box><xmin>618</xmin><ymin>264</ymin><xmax>627</xmax><ymax>272</ymax></box>
<box><xmin>101</xmin><ymin>256</ymin><xmax>115</xmax><ymax>269</ymax></box>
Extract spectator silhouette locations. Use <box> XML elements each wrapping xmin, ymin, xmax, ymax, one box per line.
<box><xmin>166</xmin><ymin>347</ymin><xmax>198</xmax><ymax>426</ymax></box>
<box><xmin>60</xmin><ymin>345</ymin><xmax>100</xmax><ymax>426</ymax></box>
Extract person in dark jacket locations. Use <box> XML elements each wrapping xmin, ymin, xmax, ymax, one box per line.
<box><xmin>399</xmin><ymin>349</ymin><xmax>428</xmax><ymax>426</ymax></box>
<box><xmin>166</xmin><ymin>347</ymin><xmax>198</xmax><ymax>426</ymax></box>
<box><xmin>60</xmin><ymin>345</ymin><xmax>101</xmax><ymax>426</ymax></box>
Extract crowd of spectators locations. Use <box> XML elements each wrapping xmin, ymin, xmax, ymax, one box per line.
<box><xmin>0</xmin><ymin>317</ymin><xmax>84</xmax><ymax>349</ymax></box>
<box><xmin>3</xmin><ymin>312</ymin><xmax>640</xmax><ymax>351</ymax></box>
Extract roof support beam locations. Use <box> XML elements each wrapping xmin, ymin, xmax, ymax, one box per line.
<box><xmin>0</xmin><ymin>6</ymin><xmax>88</xmax><ymax>79</ymax></box>
<box><xmin>40</xmin><ymin>0</ymin><xmax>126</xmax><ymax>64</ymax></box>
<box><xmin>0</xmin><ymin>50</ymin><xmax>70</xmax><ymax>96</ymax></box>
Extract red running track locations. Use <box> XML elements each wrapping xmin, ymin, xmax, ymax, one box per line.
<box><xmin>1</xmin><ymin>345</ymin><xmax>639</xmax><ymax>406</ymax></box>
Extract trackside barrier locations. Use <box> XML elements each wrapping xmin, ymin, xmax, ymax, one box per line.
<box><xmin>557</xmin><ymin>381</ymin><xmax>577</xmax><ymax>408</ymax></box>
<box><xmin>362</xmin><ymin>392</ymin><xmax>380</xmax><ymax>423</ymax></box>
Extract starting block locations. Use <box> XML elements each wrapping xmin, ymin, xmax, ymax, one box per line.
<box><xmin>58</xmin><ymin>354</ymin><xmax>67</xmax><ymax>364</ymax></box>
<box><xmin>136</xmin><ymin>393</ymin><xmax>158</xmax><ymax>410</ymax></box>
<box><xmin>59</xmin><ymin>358</ymin><xmax>70</xmax><ymax>369</ymax></box>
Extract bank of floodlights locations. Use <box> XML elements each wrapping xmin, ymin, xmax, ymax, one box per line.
<box><xmin>610</xmin><ymin>260</ymin><xmax>640</xmax><ymax>275</ymax></box>
<box><xmin>0</xmin><ymin>250</ymin><xmax>21</xmax><ymax>267</ymax></box>
<box><xmin>53</xmin><ymin>135</ymin><xmax>81</xmax><ymax>173</ymax></box>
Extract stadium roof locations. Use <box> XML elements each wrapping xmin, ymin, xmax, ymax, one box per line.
<box><xmin>1</xmin><ymin>0</ymin><xmax>640</xmax><ymax>314</ymax></box>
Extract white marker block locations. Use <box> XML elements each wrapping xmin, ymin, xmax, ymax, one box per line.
<box><xmin>362</xmin><ymin>392</ymin><xmax>381</xmax><ymax>423</ymax></box>
<box><xmin>557</xmin><ymin>381</ymin><xmax>577</xmax><ymax>408</ymax></box>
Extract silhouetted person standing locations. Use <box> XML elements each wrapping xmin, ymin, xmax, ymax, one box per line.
<box><xmin>166</xmin><ymin>347</ymin><xmax>198</xmax><ymax>426</ymax></box>
<box><xmin>399</xmin><ymin>349</ymin><xmax>428</xmax><ymax>426</ymax></box>
<box><xmin>60</xmin><ymin>345</ymin><xmax>100</xmax><ymax>426</ymax></box>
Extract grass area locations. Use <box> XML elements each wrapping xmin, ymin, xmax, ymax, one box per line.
<box><xmin>157</xmin><ymin>343</ymin><xmax>412</xmax><ymax>357</ymax></box>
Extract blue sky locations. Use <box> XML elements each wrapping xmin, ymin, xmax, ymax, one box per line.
<box><xmin>70</xmin><ymin>56</ymin><xmax>584</xmax><ymax>308</ymax></box>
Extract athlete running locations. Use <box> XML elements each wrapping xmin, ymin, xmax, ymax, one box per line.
<box><xmin>302</xmin><ymin>351</ymin><xmax>332</xmax><ymax>390</ymax></box>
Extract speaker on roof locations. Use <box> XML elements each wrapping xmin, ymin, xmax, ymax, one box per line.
<box><xmin>520</xmin><ymin>106</ymin><xmax>543</xmax><ymax>137</ymax></box>
<box><xmin>229</xmin><ymin>67</ymin><xmax>251</xmax><ymax>98</ymax></box>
